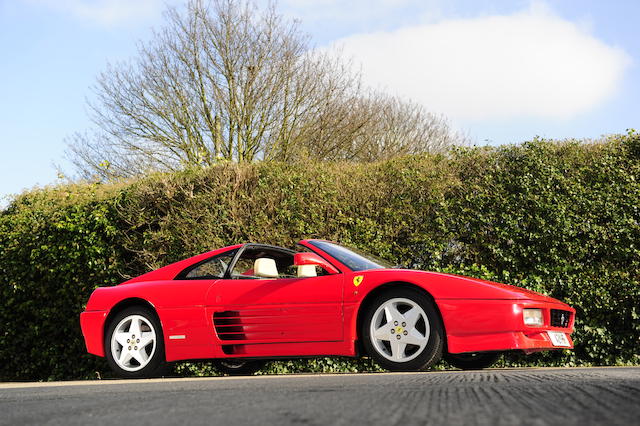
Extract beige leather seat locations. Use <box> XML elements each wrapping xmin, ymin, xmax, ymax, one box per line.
<box><xmin>254</xmin><ymin>258</ymin><xmax>279</xmax><ymax>278</ymax></box>
<box><xmin>297</xmin><ymin>264</ymin><xmax>317</xmax><ymax>278</ymax></box>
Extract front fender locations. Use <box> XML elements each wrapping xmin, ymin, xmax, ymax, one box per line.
<box><xmin>342</xmin><ymin>269</ymin><xmax>569</xmax><ymax>354</ymax></box>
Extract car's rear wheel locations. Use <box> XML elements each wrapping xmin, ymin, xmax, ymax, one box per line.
<box><xmin>446</xmin><ymin>352</ymin><xmax>501</xmax><ymax>370</ymax></box>
<box><xmin>362</xmin><ymin>288</ymin><xmax>444</xmax><ymax>371</ymax></box>
<box><xmin>213</xmin><ymin>359</ymin><xmax>266</xmax><ymax>376</ymax></box>
<box><xmin>105</xmin><ymin>307</ymin><xmax>167</xmax><ymax>378</ymax></box>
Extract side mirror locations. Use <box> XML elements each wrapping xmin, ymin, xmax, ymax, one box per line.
<box><xmin>293</xmin><ymin>252</ymin><xmax>339</xmax><ymax>274</ymax></box>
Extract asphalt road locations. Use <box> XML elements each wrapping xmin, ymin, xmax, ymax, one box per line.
<box><xmin>1</xmin><ymin>367</ymin><xmax>638</xmax><ymax>425</ymax></box>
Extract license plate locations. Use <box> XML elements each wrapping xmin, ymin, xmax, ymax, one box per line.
<box><xmin>547</xmin><ymin>331</ymin><xmax>571</xmax><ymax>347</ymax></box>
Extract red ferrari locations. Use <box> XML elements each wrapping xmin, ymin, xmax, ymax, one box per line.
<box><xmin>80</xmin><ymin>240</ymin><xmax>575</xmax><ymax>378</ymax></box>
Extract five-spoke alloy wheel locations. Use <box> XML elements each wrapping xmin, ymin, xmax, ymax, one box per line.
<box><xmin>105</xmin><ymin>307</ymin><xmax>167</xmax><ymax>378</ymax></box>
<box><xmin>362</xmin><ymin>288</ymin><xmax>444</xmax><ymax>371</ymax></box>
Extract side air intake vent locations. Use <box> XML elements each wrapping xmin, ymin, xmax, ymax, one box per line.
<box><xmin>213</xmin><ymin>311</ymin><xmax>246</xmax><ymax>340</ymax></box>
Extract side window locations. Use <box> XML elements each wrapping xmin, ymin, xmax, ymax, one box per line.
<box><xmin>303</xmin><ymin>265</ymin><xmax>330</xmax><ymax>277</ymax></box>
<box><xmin>181</xmin><ymin>249</ymin><xmax>237</xmax><ymax>279</ymax></box>
<box><xmin>231</xmin><ymin>247</ymin><xmax>295</xmax><ymax>279</ymax></box>
<box><xmin>231</xmin><ymin>256</ymin><xmax>256</xmax><ymax>278</ymax></box>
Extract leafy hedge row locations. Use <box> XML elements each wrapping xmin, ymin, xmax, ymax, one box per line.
<box><xmin>1</xmin><ymin>133</ymin><xmax>638</xmax><ymax>381</ymax></box>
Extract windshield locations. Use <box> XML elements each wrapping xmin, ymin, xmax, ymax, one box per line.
<box><xmin>308</xmin><ymin>241</ymin><xmax>394</xmax><ymax>271</ymax></box>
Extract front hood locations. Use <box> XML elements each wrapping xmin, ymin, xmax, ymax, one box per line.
<box><xmin>436</xmin><ymin>271</ymin><xmax>559</xmax><ymax>302</ymax></box>
<box><xmin>365</xmin><ymin>269</ymin><xmax>563</xmax><ymax>303</ymax></box>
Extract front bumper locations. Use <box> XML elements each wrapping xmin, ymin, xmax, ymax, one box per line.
<box><xmin>80</xmin><ymin>310</ymin><xmax>108</xmax><ymax>357</ymax></box>
<box><xmin>446</xmin><ymin>329</ymin><xmax>574</xmax><ymax>354</ymax></box>
<box><xmin>437</xmin><ymin>299</ymin><xmax>575</xmax><ymax>354</ymax></box>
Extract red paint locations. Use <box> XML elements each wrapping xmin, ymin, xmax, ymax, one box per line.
<box><xmin>80</xmin><ymin>310</ymin><xmax>107</xmax><ymax>356</ymax></box>
<box><xmin>81</xmin><ymin>240</ymin><xmax>575</xmax><ymax>363</ymax></box>
<box><xmin>293</xmin><ymin>252</ymin><xmax>340</xmax><ymax>274</ymax></box>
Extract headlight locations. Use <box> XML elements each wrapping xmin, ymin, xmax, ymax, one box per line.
<box><xmin>523</xmin><ymin>308</ymin><xmax>544</xmax><ymax>326</ymax></box>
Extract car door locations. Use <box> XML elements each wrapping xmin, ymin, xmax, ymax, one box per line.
<box><xmin>205</xmin><ymin>246</ymin><xmax>344</xmax><ymax>344</ymax></box>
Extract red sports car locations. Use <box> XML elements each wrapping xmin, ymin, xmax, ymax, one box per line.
<box><xmin>80</xmin><ymin>240</ymin><xmax>575</xmax><ymax>378</ymax></box>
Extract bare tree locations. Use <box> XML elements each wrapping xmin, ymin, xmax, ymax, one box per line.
<box><xmin>68</xmin><ymin>0</ymin><xmax>461</xmax><ymax>179</ymax></box>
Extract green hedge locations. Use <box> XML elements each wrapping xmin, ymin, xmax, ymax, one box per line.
<box><xmin>1</xmin><ymin>133</ymin><xmax>639</xmax><ymax>381</ymax></box>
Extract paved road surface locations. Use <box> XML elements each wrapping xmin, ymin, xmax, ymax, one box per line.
<box><xmin>1</xmin><ymin>367</ymin><xmax>638</xmax><ymax>425</ymax></box>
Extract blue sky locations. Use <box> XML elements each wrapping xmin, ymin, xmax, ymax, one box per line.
<box><xmin>0</xmin><ymin>0</ymin><xmax>638</xmax><ymax>203</ymax></box>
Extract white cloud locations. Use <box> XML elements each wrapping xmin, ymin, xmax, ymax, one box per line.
<box><xmin>24</xmin><ymin>0</ymin><xmax>170</xmax><ymax>27</ymax></box>
<box><xmin>280</xmin><ymin>0</ymin><xmax>437</xmax><ymax>26</ymax></box>
<box><xmin>329</xmin><ymin>2</ymin><xmax>631</xmax><ymax>121</ymax></box>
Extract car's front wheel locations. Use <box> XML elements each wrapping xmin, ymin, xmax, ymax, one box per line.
<box><xmin>445</xmin><ymin>352</ymin><xmax>501</xmax><ymax>370</ymax></box>
<box><xmin>362</xmin><ymin>288</ymin><xmax>444</xmax><ymax>371</ymax></box>
<box><xmin>105</xmin><ymin>307</ymin><xmax>167</xmax><ymax>378</ymax></box>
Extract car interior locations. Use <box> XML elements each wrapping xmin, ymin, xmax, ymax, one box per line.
<box><xmin>179</xmin><ymin>245</ymin><xmax>327</xmax><ymax>280</ymax></box>
<box><xmin>231</xmin><ymin>246</ymin><xmax>321</xmax><ymax>279</ymax></box>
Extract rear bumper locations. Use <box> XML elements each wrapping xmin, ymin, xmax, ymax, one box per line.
<box><xmin>80</xmin><ymin>310</ymin><xmax>108</xmax><ymax>357</ymax></box>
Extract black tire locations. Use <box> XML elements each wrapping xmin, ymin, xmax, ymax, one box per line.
<box><xmin>361</xmin><ymin>287</ymin><xmax>444</xmax><ymax>372</ymax></box>
<box><xmin>104</xmin><ymin>306</ymin><xmax>167</xmax><ymax>379</ymax></box>
<box><xmin>213</xmin><ymin>359</ymin><xmax>267</xmax><ymax>376</ymax></box>
<box><xmin>446</xmin><ymin>352</ymin><xmax>501</xmax><ymax>370</ymax></box>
